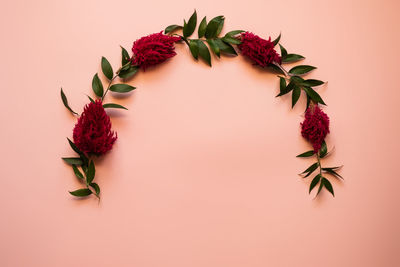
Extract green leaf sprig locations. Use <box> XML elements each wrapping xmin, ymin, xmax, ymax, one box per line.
<box><xmin>164</xmin><ymin>10</ymin><xmax>243</xmax><ymax>66</ymax></box>
<box><xmin>297</xmin><ymin>141</ymin><xmax>343</xmax><ymax>197</ymax></box>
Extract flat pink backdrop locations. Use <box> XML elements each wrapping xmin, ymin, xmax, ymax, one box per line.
<box><xmin>1</xmin><ymin>0</ymin><xmax>399</xmax><ymax>266</ymax></box>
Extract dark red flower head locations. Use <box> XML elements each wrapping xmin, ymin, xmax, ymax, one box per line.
<box><xmin>301</xmin><ymin>105</ymin><xmax>330</xmax><ymax>152</ymax></box>
<box><xmin>73</xmin><ymin>100</ymin><xmax>117</xmax><ymax>155</ymax></box>
<box><xmin>238</xmin><ymin>32</ymin><xmax>281</xmax><ymax>67</ymax></box>
<box><xmin>131</xmin><ymin>31</ymin><xmax>181</xmax><ymax>70</ymax></box>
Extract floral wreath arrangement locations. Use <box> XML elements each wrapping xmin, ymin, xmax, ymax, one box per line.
<box><xmin>61</xmin><ymin>10</ymin><xmax>343</xmax><ymax>200</ymax></box>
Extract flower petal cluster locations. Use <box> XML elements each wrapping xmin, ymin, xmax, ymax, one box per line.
<box><xmin>238</xmin><ymin>32</ymin><xmax>281</xmax><ymax>67</ymax></box>
<box><xmin>301</xmin><ymin>105</ymin><xmax>330</xmax><ymax>152</ymax></box>
<box><xmin>131</xmin><ymin>31</ymin><xmax>181</xmax><ymax>70</ymax></box>
<box><xmin>73</xmin><ymin>100</ymin><xmax>117</xmax><ymax>155</ymax></box>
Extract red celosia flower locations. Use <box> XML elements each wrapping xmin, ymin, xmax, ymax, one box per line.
<box><xmin>238</xmin><ymin>32</ymin><xmax>281</xmax><ymax>67</ymax></box>
<box><xmin>301</xmin><ymin>105</ymin><xmax>330</xmax><ymax>152</ymax></box>
<box><xmin>131</xmin><ymin>31</ymin><xmax>181</xmax><ymax>70</ymax></box>
<box><xmin>73</xmin><ymin>100</ymin><xmax>117</xmax><ymax>155</ymax></box>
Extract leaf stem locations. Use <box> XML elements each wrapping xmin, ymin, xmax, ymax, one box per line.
<box><xmin>101</xmin><ymin>75</ymin><xmax>118</xmax><ymax>101</ymax></box>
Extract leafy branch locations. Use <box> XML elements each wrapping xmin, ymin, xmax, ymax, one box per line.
<box><xmin>165</xmin><ymin>10</ymin><xmax>242</xmax><ymax>66</ymax></box>
<box><xmin>297</xmin><ymin>141</ymin><xmax>343</xmax><ymax>197</ymax></box>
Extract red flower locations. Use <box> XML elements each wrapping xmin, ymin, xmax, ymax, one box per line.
<box><xmin>131</xmin><ymin>31</ymin><xmax>181</xmax><ymax>70</ymax></box>
<box><xmin>301</xmin><ymin>105</ymin><xmax>330</xmax><ymax>152</ymax></box>
<box><xmin>73</xmin><ymin>100</ymin><xmax>117</xmax><ymax>155</ymax></box>
<box><xmin>238</xmin><ymin>32</ymin><xmax>281</xmax><ymax>67</ymax></box>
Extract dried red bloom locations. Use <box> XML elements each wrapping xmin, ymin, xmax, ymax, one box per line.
<box><xmin>238</xmin><ymin>32</ymin><xmax>281</xmax><ymax>67</ymax></box>
<box><xmin>73</xmin><ymin>100</ymin><xmax>117</xmax><ymax>155</ymax></box>
<box><xmin>131</xmin><ymin>31</ymin><xmax>181</xmax><ymax>70</ymax></box>
<box><xmin>301</xmin><ymin>105</ymin><xmax>330</xmax><ymax>152</ymax></box>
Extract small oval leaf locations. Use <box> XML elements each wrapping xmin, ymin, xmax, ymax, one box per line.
<box><xmin>92</xmin><ymin>73</ymin><xmax>104</xmax><ymax>97</ymax></box>
<box><xmin>303</xmin><ymin>86</ymin><xmax>326</xmax><ymax>105</ymax></box>
<box><xmin>189</xmin><ymin>39</ymin><xmax>199</xmax><ymax>60</ymax></box>
<box><xmin>101</xmin><ymin>57</ymin><xmax>113</xmax><ymax>80</ymax></box>
<box><xmin>296</xmin><ymin>150</ymin><xmax>315</xmax><ymax>157</ymax></box>
<box><xmin>72</xmin><ymin>165</ymin><xmax>84</xmax><ymax>179</ymax></box>
<box><xmin>109</xmin><ymin>84</ymin><xmax>136</xmax><ymax>93</ymax></box>
<box><xmin>197</xmin><ymin>40</ymin><xmax>211</xmax><ymax>66</ymax></box>
<box><xmin>198</xmin><ymin>17</ymin><xmax>207</xmax><ymax>38</ymax></box>
<box><xmin>69</xmin><ymin>188</ymin><xmax>92</xmax><ymax>197</ymax></box>
<box><xmin>164</xmin><ymin>24</ymin><xmax>182</xmax><ymax>34</ymax></box>
<box><xmin>183</xmin><ymin>10</ymin><xmax>197</xmax><ymax>37</ymax></box>
<box><xmin>89</xmin><ymin>183</ymin><xmax>100</xmax><ymax>195</ymax></box>
<box><xmin>61</xmin><ymin>88</ymin><xmax>78</xmax><ymax>115</ymax></box>
<box><xmin>289</xmin><ymin>65</ymin><xmax>316</xmax><ymax>75</ymax></box>
<box><xmin>62</xmin><ymin>157</ymin><xmax>83</xmax><ymax>165</ymax></box>
<box><xmin>206</xmin><ymin>39</ymin><xmax>220</xmax><ymax>58</ymax></box>
<box><xmin>283</xmin><ymin>54</ymin><xmax>305</xmax><ymax>63</ymax></box>
<box><xmin>86</xmin><ymin>160</ymin><xmax>95</xmax><ymax>184</ymax></box>
<box><xmin>118</xmin><ymin>66</ymin><xmax>138</xmax><ymax>79</ymax></box>
<box><xmin>103</xmin><ymin>103</ymin><xmax>128</xmax><ymax>110</ymax></box>
<box><xmin>309</xmin><ymin>174</ymin><xmax>321</xmax><ymax>193</ymax></box>
<box><xmin>291</xmin><ymin>86</ymin><xmax>301</xmax><ymax>108</ymax></box>
<box><xmin>120</xmin><ymin>46</ymin><xmax>130</xmax><ymax>65</ymax></box>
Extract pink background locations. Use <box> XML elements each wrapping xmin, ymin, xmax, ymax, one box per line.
<box><xmin>1</xmin><ymin>0</ymin><xmax>399</xmax><ymax>266</ymax></box>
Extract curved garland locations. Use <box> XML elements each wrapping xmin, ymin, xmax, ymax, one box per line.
<box><xmin>61</xmin><ymin>10</ymin><xmax>343</xmax><ymax>199</ymax></box>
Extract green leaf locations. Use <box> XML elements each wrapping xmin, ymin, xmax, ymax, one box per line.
<box><xmin>69</xmin><ymin>188</ymin><xmax>92</xmax><ymax>197</ymax></box>
<box><xmin>276</xmin><ymin>81</ymin><xmax>295</xmax><ymax>97</ymax></box>
<box><xmin>296</xmin><ymin>150</ymin><xmax>315</xmax><ymax>157</ymax></box>
<box><xmin>214</xmin><ymin>38</ymin><xmax>237</xmax><ymax>55</ymax></box>
<box><xmin>89</xmin><ymin>183</ymin><xmax>100</xmax><ymax>195</ymax></box>
<box><xmin>322</xmin><ymin>168</ymin><xmax>343</xmax><ymax>179</ymax></box>
<box><xmin>309</xmin><ymin>174</ymin><xmax>321</xmax><ymax>193</ymax></box>
<box><xmin>205</xmin><ymin>16</ymin><xmax>224</xmax><ymax>39</ymax></box>
<box><xmin>279</xmin><ymin>44</ymin><xmax>287</xmax><ymax>58</ymax></box>
<box><xmin>289</xmin><ymin>65</ymin><xmax>316</xmax><ymax>75</ymax></box>
<box><xmin>322</xmin><ymin>178</ymin><xmax>334</xmax><ymax>196</ymax></box>
<box><xmin>303</xmin><ymin>86</ymin><xmax>326</xmax><ymax>105</ymax></box>
<box><xmin>109</xmin><ymin>84</ymin><xmax>136</xmax><ymax>93</ymax></box>
<box><xmin>62</xmin><ymin>157</ymin><xmax>83</xmax><ymax>165</ymax></box>
<box><xmin>207</xmin><ymin>39</ymin><xmax>220</xmax><ymax>57</ymax></box>
<box><xmin>92</xmin><ymin>73</ymin><xmax>103</xmax><ymax>97</ymax></box>
<box><xmin>198</xmin><ymin>17</ymin><xmax>207</xmax><ymax>38</ymax></box>
<box><xmin>67</xmin><ymin>138</ymin><xmax>88</xmax><ymax>166</ymax></box>
<box><xmin>120</xmin><ymin>46</ymin><xmax>130</xmax><ymax>65</ymax></box>
<box><xmin>282</xmin><ymin>54</ymin><xmax>305</xmax><ymax>63</ymax></box>
<box><xmin>86</xmin><ymin>160</ymin><xmax>95</xmax><ymax>184</ymax></box>
<box><xmin>225</xmin><ymin>30</ymin><xmax>244</xmax><ymax>37</ymax></box>
<box><xmin>272</xmin><ymin>33</ymin><xmax>281</xmax><ymax>46</ymax></box>
<box><xmin>101</xmin><ymin>57</ymin><xmax>113</xmax><ymax>80</ymax></box>
<box><xmin>216</xmin><ymin>17</ymin><xmax>224</xmax><ymax>36</ymax></box>
<box><xmin>303</xmin><ymin>79</ymin><xmax>324</xmax><ymax>87</ymax></box>
<box><xmin>189</xmin><ymin>39</ymin><xmax>199</xmax><ymax>60</ymax></box>
<box><xmin>103</xmin><ymin>103</ymin><xmax>128</xmax><ymax>110</ymax></box>
<box><xmin>222</xmin><ymin>36</ymin><xmax>241</xmax><ymax>45</ymax></box>
<box><xmin>291</xmin><ymin>86</ymin><xmax>301</xmax><ymax>108</ymax></box>
<box><xmin>279</xmin><ymin>76</ymin><xmax>286</xmax><ymax>93</ymax></box>
<box><xmin>306</xmin><ymin>94</ymin><xmax>311</xmax><ymax>111</ymax></box>
<box><xmin>164</xmin><ymin>24</ymin><xmax>182</xmax><ymax>34</ymax></box>
<box><xmin>183</xmin><ymin>10</ymin><xmax>197</xmax><ymax>37</ymax></box>
<box><xmin>118</xmin><ymin>66</ymin><xmax>138</xmax><ymax>79</ymax></box>
<box><xmin>319</xmin><ymin>140</ymin><xmax>328</xmax><ymax>158</ymax></box>
<box><xmin>87</xmin><ymin>95</ymin><xmax>95</xmax><ymax>103</ymax></box>
<box><xmin>290</xmin><ymin>75</ymin><xmax>304</xmax><ymax>84</ymax></box>
<box><xmin>197</xmin><ymin>40</ymin><xmax>211</xmax><ymax>66</ymax></box>
<box><xmin>301</xmin><ymin>162</ymin><xmax>319</xmax><ymax>177</ymax></box>
<box><xmin>67</xmin><ymin>138</ymin><xmax>81</xmax><ymax>155</ymax></box>
<box><xmin>60</xmin><ymin>88</ymin><xmax>78</xmax><ymax>115</ymax></box>
<box><xmin>72</xmin><ymin>165</ymin><xmax>84</xmax><ymax>180</ymax></box>
<box><xmin>268</xmin><ymin>64</ymin><xmax>285</xmax><ymax>74</ymax></box>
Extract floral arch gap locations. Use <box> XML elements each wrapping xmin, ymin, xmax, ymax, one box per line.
<box><xmin>60</xmin><ymin>10</ymin><xmax>343</xmax><ymax>200</ymax></box>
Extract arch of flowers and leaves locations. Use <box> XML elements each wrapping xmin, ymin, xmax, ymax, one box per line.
<box><xmin>61</xmin><ymin>10</ymin><xmax>343</xmax><ymax>200</ymax></box>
